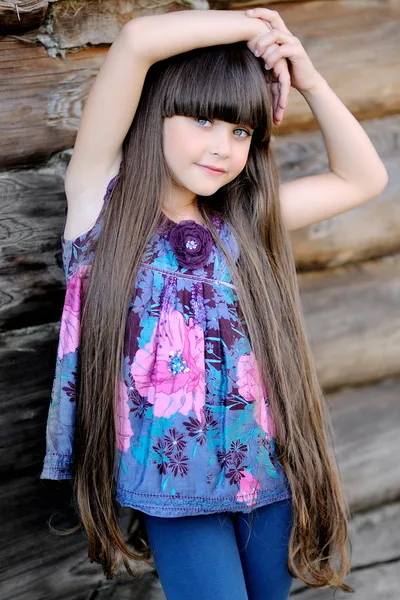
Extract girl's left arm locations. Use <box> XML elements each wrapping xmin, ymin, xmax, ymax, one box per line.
<box><xmin>280</xmin><ymin>74</ymin><xmax>389</xmax><ymax>232</ymax></box>
<box><xmin>245</xmin><ymin>8</ymin><xmax>389</xmax><ymax>232</ymax></box>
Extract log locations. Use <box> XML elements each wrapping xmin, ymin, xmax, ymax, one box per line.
<box><xmin>1</xmin><ymin>0</ymin><xmax>399</xmax><ymax>167</ymax></box>
<box><xmin>283</xmin><ymin>115</ymin><xmax>400</xmax><ymax>270</ymax></box>
<box><xmin>1</xmin><ymin>109</ymin><xmax>398</xmax><ymax>291</ymax></box>
<box><xmin>1</xmin><ymin>158</ymin><xmax>399</xmax><ymax>388</ymax></box>
<box><xmin>0</xmin><ymin>3</ymin><xmax>48</xmax><ymax>35</ymax></box>
<box><xmin>327</xmin><ymin>377</ymin><xmax>400</xmax><ymax>513</ymax></box>
<box><xmin>0</xmin><ymin>322</ymin><xmax>60</xmax><ymax>477</ymax></box>
<box><xmin>211</xmin><ymin>0</ymin><xmax>400</xmax><ymax>133</ymax></box>
<box><xmin>299</xmin><ymin>254</ymin><xmax>400</xmax><ymax>390</ymax></box>
<box><xmin>0</xmin><ymin>474</ymin><xmax>154</xmax><ymax>600</ymax></box>
<box><xmin>291</xmin><ymin>500</ymin><xmax>400</xmax><ymax>594</ymax></box>
<box><xmin>46</xmin><ymin>0</ymin><xmax>189</xmax><ymax>51</ymax></box>
<box><xmin>2</xmin><ymin>471</ymin><xmax>399</xmax><ymax>597</ymax></box>
<box><xmin>293</xmin><ymin>562</ymin><xmax>400</xmax><ymax>599</ymax></box>
<box><xmin>2</xmin><ymin>308</ymin><xmax>399</xmax><ymax>511</ymax></box>
<box><xmin>1</xmin><ymin>313</ymin><xmax>399</xmax><ymax>597</ymax></box>
<box><xmin>4</xmin><ymin>325</ymin><xmax>400</xmax><ymax>497</ymax></box>
<box><xmin>0</xmin><ymin>40</ymin><xmax>106</xmax><ymax>170</ymax></box>
<box><xmin>0</xmin><ymin>155</ymin><xmax>68</xmax><ymax>330</ymax></box>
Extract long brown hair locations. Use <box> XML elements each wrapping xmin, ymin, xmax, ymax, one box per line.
<box><xmin>54</xmin><ymin>42</ymin><xmax>353</xmax><ymax>590</ymax></box>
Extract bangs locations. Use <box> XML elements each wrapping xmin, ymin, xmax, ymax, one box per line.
<box><xmin>160</xmin><ymin>43</ymin><xmax>270</xmax><ymax>143</ymax></box>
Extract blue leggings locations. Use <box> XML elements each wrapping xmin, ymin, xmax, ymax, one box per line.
<box><xmin>143</xmin><ymin>498</ymin><xmax>294</xmax><ymax>600</ymax></box>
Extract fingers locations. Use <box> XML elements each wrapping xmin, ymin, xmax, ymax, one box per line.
<box><xmin>252</xmin><ymin>28</ymin><xmax>296</xmax><ymax>61</ymax></box>
<box><xmin>264</xmin><ymin>43</ymin><xmax>300</xmax><ymax>71</ymax></box>
<box><xmin>244</xmin><ymin>9</ymin><xmax>295</xmax><ymax>126</ymax></box>
<box><xmin>254</xmin><ymin>31</ymin><xmax>292</xmax><ymax>125</ymax></box>
<box><xmin>253</xmin><ymin>40</ymin><xmax>280</xmax><ymax>61</ymax></box>
<box><xmin>245</xmin><ymin>7</ymin><xmax>292</xmax><ymax>35</ymax></box>
<box><xmin>274</xmin><ymin>69</ymin><xmax>291</xmax><ymax>125</ymax></box>
<box><xmin>270</xmin><ymin>81</ymin><xmax>279</xmax><ymax>119</ymax></box>
<box><xmin>275</xmin><ymin>65</ymin><xmax>291</xmax><ymax>109</ymax></box>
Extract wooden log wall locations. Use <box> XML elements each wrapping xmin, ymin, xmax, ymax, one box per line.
<box><xmin>0</xmin><ymin>1</ymin><xmax>399</xmax><ymax>598</ymax></box>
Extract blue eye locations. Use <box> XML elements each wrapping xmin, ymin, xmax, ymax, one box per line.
<box><xmin>234</xmin><ymin>128</ymin><xmax>251</xmax><ymax>138</ymax></box>
<box><xmin>196</xmin><ymin>117</ymin><xmax>212</xmax><ymax>126</ymax></box>
<box><xmin>195</xmin><ymin>117</ymin><xmax>252</xmax><ymax>138</ymax></box>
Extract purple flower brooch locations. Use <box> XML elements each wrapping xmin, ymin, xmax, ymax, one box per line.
<box><xmin>169</xmin><ymin>220</ymin><xmax>214</xmax><ymax>270</ymax></box>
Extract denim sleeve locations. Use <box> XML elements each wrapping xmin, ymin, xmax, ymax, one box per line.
<box><xmin>40</xmin><ymin>348</ymin><xmax>79</xmax><ymax>479</ymax></box>
<box><xmin>41</xmin><ymin>168</ymin><xmax>120</xmax><ymax>479</ymax></box>
<box><xmin>40</xmin><ymin>266</ymin><xmax>87</xmax><ymax>480</ymax></box>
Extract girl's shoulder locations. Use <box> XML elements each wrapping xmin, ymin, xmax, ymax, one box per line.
<box><xmin>60</xmin><ymin>164</ymin><xmax>240</xmax><ymax>283</ymax></box>
<box><xmin>61</xmin><ymin>165</ymin><xmax>122</xmax><ymax>282</ymax></box>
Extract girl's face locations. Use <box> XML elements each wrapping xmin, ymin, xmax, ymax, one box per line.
<box><xmin>162</xmin><ymin>115</ymin><xmax>253</xmax><ymax>203</ymax></box>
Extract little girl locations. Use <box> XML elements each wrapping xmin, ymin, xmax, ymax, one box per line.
<box><xmin>40</xmin><ymin>8</ymin><xmax>388</xmax><ymax>599</ymax></box>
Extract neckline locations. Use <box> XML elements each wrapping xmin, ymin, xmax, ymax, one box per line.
<box><xmin>160</xmin><ymin>210</ymin><xmax>222</xmax><ymax>231</ymax></box>
<box><xmin>161</xmin><ymin>211</ymin><xmax>207</xmax><ymax>227</ymax></box>
<box><xmin>61</xmin><ymin>210</ymin><xmax>223</xmax><ymax>246</ymax></box>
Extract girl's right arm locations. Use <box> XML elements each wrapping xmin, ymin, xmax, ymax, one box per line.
<box><xmin>131</xmin><ymin>9</ymin><xmax>267</xmax><ymax>65</ymax></box>
<box><xmin>64</xmin><ymin>10</ymin><xmax>266</xmax><ymax>207</ymax></box>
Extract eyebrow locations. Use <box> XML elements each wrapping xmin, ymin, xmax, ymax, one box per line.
<box><xmin>231</xmin><ymin>121</ymin><xmax>254</xmax><ymax>131</ymax></box>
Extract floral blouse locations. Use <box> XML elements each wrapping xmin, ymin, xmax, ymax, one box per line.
<box><xmin>40</xmin><ymin>170</ymin><xmax>292</xmax><ymax>517</ymax></box>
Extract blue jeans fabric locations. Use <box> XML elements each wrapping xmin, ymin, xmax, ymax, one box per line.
<box><xmin>143</xmin><ymin>498</ymin><xmax>294</xmax><ymax>600</ymax></box>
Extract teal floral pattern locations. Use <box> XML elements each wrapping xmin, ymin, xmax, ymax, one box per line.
<box><xmin>40</xmin><ymin>170</ymin><xmax>292</xmax><ymax>516</ymax></box>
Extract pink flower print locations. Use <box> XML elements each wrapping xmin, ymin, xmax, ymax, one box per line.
<box><xmin>131</xmin><ymin>308</ymin><xmax>206</xmax><ymax>420</ymax></box>
<box><xmin>58</xmin><ymin>265</ymin><xmax>90</xmax><ymax>359</ymax></box>
<box><xmin>117</xmin><ymin>379</ymin><xmax>134</xmax><ymax>452</ymax></box>
<box><xmin>237</xmin><ymin>351</ymin><xmax>275</xmax><ymax>438</ymax></box>
<box><xmin>236</xmin><ymin>470</ymin><xmax>262</xmax><ymax>507</ymax></box>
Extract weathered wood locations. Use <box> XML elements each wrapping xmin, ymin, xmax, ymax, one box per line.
<box><xmin>291</xmin><ymin>500</ymin><xmax>400</xmax><ymax>593</ymax></box>
<box><xmin>1</xmin><ymin>158</ymin><xmax>399</xmax><ymax>387</ymax></box>
<box><xmin>1</xmin><ymin>474</ymin><xmax>399</xmax><ymax>598</ymax></box>
<box><xmin>0</xmin><ymin>473</ymin><xmax>154</xmax><ymax>600</ymax></box>
<box><xmin>0</xmin><ymin>156</ymin><xmax>68</xmax><ymax>330</ymax></box>
<box><xmin>1</xmin><ymin>291</ymin><xmax>399</xmax><ymax>594</ymax></box>
<box><xmin>2</xmin><ymin>320</ymin><xmax>398</xmax><ymax>497</ymax></box>
<box><xmin>0</xmin><ymin>322</ymin><xmax>60</xmax><ymax>477</ymax></box>
<box><xmin>46</xmin><ymin>0</ymin><xmax>189</xmax><ymax>51</ymax></box>
<box><xmin>210</xmin><ymin>0</ymin><xmax>324</xmax><ymax>6</ymax></box>
<box><xmin>210</xmin><ymin>0</ymin><xmax>400</xmax><ymax>127</ymax></box>
<box><xmin>1</xmin><ymin>0</ymin><xmax>399</xmax><ymax>168</ymax></box>
<box><xmin>293</xmin><ymin>562</ymin><xmax>400</xmax><ymax>599</ymax></box>
<box><xmin>1</xmin><ymin>109</ymin><xmax>398</xmax><ymax>283</ymax></box>
<box><xmin>347</xmin><ymin>501</ymin><xmax>400</xmax><ymax>567</ymax></box>
<box><xmin>0</xmin><ymin>3</ymin><xmax>48</xmax><ymax>35</ymax></box>
<box><xmin>327</xmin><ymin>377</ymin><xmax>400</xmax><ymax>513</ymax></box>
<box><xmin>2</xmin><ymin>306</ymin><xmax>399</xmax><ymax>510</ymax></box>
<box><xmin>1</xmin><ymin>1</ymin><xmax>398</xmax><ymax>599</ymax></box>
<box><xmin>0</xmin><ymin>40</ymin><xmax>107</xmax><ymax>170</ymax></box>
<box><xmin>282</xmin><ymin>114</ymin><xmax>400</xmax><ymax>270</ymax></box>
<box><xmin>299</xmin><ymin>254</ymin><xmax>400</xmax><ymax>390</ymax></box>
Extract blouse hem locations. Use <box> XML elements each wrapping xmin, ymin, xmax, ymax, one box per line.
<box><xmin>40</xmin><ymin>454</ymin><xmax>74</xmax><ymax>480</ymax></box>
<box><xmin>116</xmin><ymin>486</ymin><xmax>292</xmax><ymax>518</ymax></box>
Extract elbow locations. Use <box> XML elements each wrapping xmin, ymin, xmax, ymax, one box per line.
<box><xmin>373</xmin><ymin>162</ymin><xmax>389</xmax><ymax>193</ymax></box>
<box><xmin>122</xmin><ymin>17</ymin><xmax>146</xmax><ymax>57</ymax></box>
<box><xmin>363</xmin><ymin>165</ymin><xmax>389</xmax><ymax>199</ymax></box>
<box><xmin>377</xmin><ymin>167</ymin><xmax>389</xmax><ymax>193</ymax></box>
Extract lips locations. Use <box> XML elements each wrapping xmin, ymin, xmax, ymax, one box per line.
<box><xmin>196</xmin><ymin>164</ymin><xmax>226</xmax><ymax>173</ymax></box>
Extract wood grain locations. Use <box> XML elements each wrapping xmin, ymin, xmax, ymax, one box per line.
<box><xmin>282</xmin><ymin>115</ymin><xmax>400</xmax><ymax>270</ymax></box>
<box><xmin>210</xmin><ymin>0</ymin><xmax>400</xmax><ymax>132</ymax></box>
<box><xmin>1</xmin><ymin>3</ymin><xmax>398</xmax><ymax>597</ymax></box>
<box><xmin>0</xmin><ymin>40</ymin><xmax>106</xmax><ymax>170</ymax></box>
<box><xmin>0</xmin><ymin>4</ymin><xmax>48</xmax><ymax>35</ymax></box>
<box><xmin>1</xmin><ymin>0</ymin><xmax>399</xmax><ymax>167</ymax></box>
<box><xmin>48</xmin><ymin>0</ymin><xmax>189</xmax><ymax>50</ymax></box>
<box><xmin>0</xmin><ymin>156</ymin><xmax>399</xmax><ymax>388</ymax></box>
<box><xmin>1</xmin><ymin>364</ymin><xmax>399</xmax><ymax>598</ymax></box>
<box><xmin>291</xmin><ymin>499</ymin><xmax>400</xmax><ymax>594</ymax></box>
<box><xmin>299</xmin><ymin>254</ymin><xmax>400</xmax><ymax>390</ymax></box>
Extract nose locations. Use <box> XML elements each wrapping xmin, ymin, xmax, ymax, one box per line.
<box><xmin>210</xmin><ymin>125</ymin><xmax>231</xmax><ymax>158</ymax></box>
